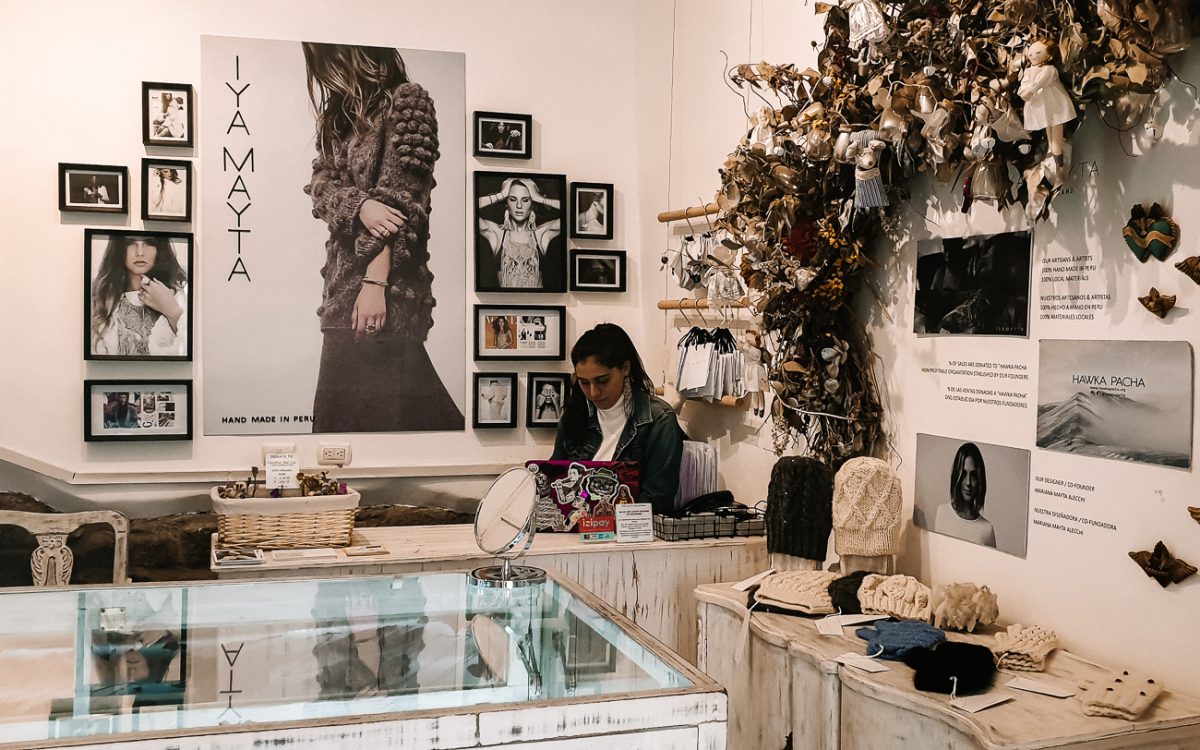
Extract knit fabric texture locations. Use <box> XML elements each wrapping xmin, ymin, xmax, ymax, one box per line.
<box><xmin>993</xmin><ymin>624</ymin><xmax>1059</xmax><ymax>672</ymax></box>
<box><xmin>766</xmin><ymin>457</ymin><xmax>834</xmax><ymax>561</ymax></box>
<box><xmin>855</xmin><ymin>620</ymin><xmax>946</xmax><ymax>660</ymax></box>
<box><xmin>832</xmin><ymin>457</ymin><xmax>902</xmax><ymax>556</ymax></box>
<box><xmin>828</xmin><ymin>570</ymin><xmax>871</xmax><ymax>615</ymax></box>
<box><xmin>930</xmin><ymin>582</ymin><xmax>999</xmax><ymax>632</ymax></box>
<box><xmin>1078</xmin><ymin>670</ymin><xmax>1163</xmax><ymax>720</ymax></box>
<box><xmin>903</xmin><ymin>641</ymin><xmax>997</xmax><ymax>696</ymax></box>
<box><xmin>858</xmin><ymin>574</ymin><xmax>932</xmax><ymax>621</ymax></box>
<box><xmin>754</xmin><ymin>570</ymin><xmax>839</xmax><ymax>615</ymax></box>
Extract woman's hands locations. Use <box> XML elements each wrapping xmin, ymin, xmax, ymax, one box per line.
<box><xmin>138</xmin><ymin>277</ymin><xmax>183</xmax><ymax>332</ymax></box>
<box><xmin>353</xmin><ymin>251</ymin><xmax>391</xmax><ymax>341</ymax></box>
<box><xmin>359</xmin><ymin>199</ymin><xmax>407</xmax><ymax>240</ymax></box>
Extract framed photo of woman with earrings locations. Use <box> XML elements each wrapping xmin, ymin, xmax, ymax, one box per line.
<box><xmin>474</xmin><ymin>171</ymin><xmax>567</xmax><ymax>293</ymax></box>
<box><xmin>84</xmin><ymin>229</ymin><xmax>192</xmax><ymax>361</ymax></box>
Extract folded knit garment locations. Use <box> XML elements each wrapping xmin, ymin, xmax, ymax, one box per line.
<box><xmin>903</xmin><ymin>641</ymin><xmax>997</xmax><ymax>696</ymax></box>
<box><xmin>828</xmin><ymin>570</ymin><xmax>871</xmax><ymax>615</ymax></box>
<box><xmin>754</xmin><ymin>570</ymin><xmax>840</xmax><ymax>615</ymax></box>
<box><xmin>930</xmin><ymin>582</ymin><xmax>999</xmax><ymax>632</ymax></box>
<box><xmin>993</xmin><ymin>624</ymin><xmax>1058</xmax><ymax>672</ymax></box>
<box><xmin>1078</xmin><ymin>670</ymin><xmax>1163</xmax><ymax>720</ymax></box>
<box><xmin>855</xmin><ymin>620</ymin><xmax>946</xmax><ymax>660</ymax></box>
<box><xmin>858</xmin><ymin>574</ymin><xmax>932</xmax><ymax>621</ymax></box>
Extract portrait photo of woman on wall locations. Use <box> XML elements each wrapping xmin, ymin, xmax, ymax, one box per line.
<box><xmin>474</xmin><ymin>171</ymin><xmax>567</xmax><ymax>293</ymax></box>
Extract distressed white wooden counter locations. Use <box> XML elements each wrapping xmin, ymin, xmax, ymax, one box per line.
<box><xmin>697</xmin><ymin>582</ymin><xmax>1200</xmax><ymax>750</ymax></box>
<box><xmin>212</xmin><ymin>524</ymin><xmax>766</xmax><ymax>661</ymax></box>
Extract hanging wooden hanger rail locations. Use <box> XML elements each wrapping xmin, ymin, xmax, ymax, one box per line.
<box><xmin>653</xmin><ymin>386</ymin><xmax>742</xmax><ymax>408</ymax></box>
<box><xmin>656</xmin><ymin>202</ymin><xmax>721</xmax><ymax>224</ymax></box>
<box><xmin>657</xmin><ymin>298</ymin><xmax>749</xmax><ymax>310</ymax></box>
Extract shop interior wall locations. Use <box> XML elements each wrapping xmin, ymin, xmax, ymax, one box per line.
<box><xmin>663</xmin><ymin>1</ymin><xmax>1200</xmax><ymax>695</ymax></box>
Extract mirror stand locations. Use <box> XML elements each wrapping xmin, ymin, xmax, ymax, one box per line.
<box><xmin>469</xmin><ymin>559</ymin><xmax>547</xmax><ymax>588</ymax></box>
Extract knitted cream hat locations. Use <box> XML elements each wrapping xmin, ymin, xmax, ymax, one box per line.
<box><xmin>1078</xmin><ymin>670</ymin><xmax>1162</xmax><ymax>720</ymax></box>
<box><xmin>832</xmin><ymin>457</ymin><xmax>902</xmax><ymax>556</ymax></box>
<box><xmin>993</xmin><ymin>624</ymin><xmax>1058</xmax><ymax>672</ymax></box>
<box><xmin>857</xmin><ymin>574</ymin><xmax>932</xmax><ymax>621</ymax></box>
<box><xmin>754</xmin><ymin>570</ymin><xmax>839</xmax><ymax>615</ymax></box>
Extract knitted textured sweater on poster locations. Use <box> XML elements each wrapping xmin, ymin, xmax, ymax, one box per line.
<box><xmin>304</xmin><ymin>82</ymin><xmax>440</xmax><ymax>339</ymax></box>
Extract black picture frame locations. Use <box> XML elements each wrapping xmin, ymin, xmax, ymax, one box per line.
<box><xmin>84</xmin><ymin>229</ymin><xmax>193</xmax><ymax>362</ymax></box>
<box><xmin>59</xmin><ymin>163</ymin><xmax>129</xmax><ymax>214</ymax></box>
<box><xmin>473</xmin><ymin>304</ymin><xmax>566</xmax><ymax>362</ymax></box>
<box><xmin>141</xmin><ymin>158</ymin><xmax>193</xmax><ymax>223</ymax></box>
<box><xmin>569</xmin><ymin>182</ymin><xmax>614</xmax><ymax>240</ymax></box>
<box><xmin>526</xmin><ymin>372</ymin><xmax>570</xmax><ymax>428</ymax></box>
<box><xmin>84</xmin><ymin>379</ymin><xmax>193</xmax><ymax>442</ymax></box>
<box><xmin>474</xmin><ymin>171</ymin><xmax>567</xmax><ymax>293</ymax></box>
<box><xmin>142</xmin><ymin>81</ymin><xmax>194</xmax><ymax>148</ymax></box>
<box><xmin>473</xmin><ymin>111</ymin><xmax>533</xmax><ymax>159</ymax></box>
<box><xmin>473</xmin><ymin>372</ymin><xmax>518</xmax><ymax>429</ymax></box>
<box><xmin>569</xmin><ymin>249</ymin><xmax>627</xmax><ymax>293</ymax></box>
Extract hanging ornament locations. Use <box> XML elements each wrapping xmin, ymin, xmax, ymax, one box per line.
<box><xmin>1123</xmin><ymin>203</ymin><xmax>1180</xmax><ymax>262</ymax></box>
<box><xmin>1174</xmin><ymin>256</ymin><xmax>1200</xmax><ymax>284</ymax></box>
<box><xmin>1138</xmin><ymin>287</ymin><xmax>1176</xmax><ymax>319</ymax></box>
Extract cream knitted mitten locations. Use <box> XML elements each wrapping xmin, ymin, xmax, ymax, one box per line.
<box><xmin>993</xmin><ymin>624</ymin><xmax>1058</xmax><ymax>672</ymax></box>
<box><xmin>1078</xmin><ymin>670</ymin><xmax>1162</xmax><ymax>720</ymax></box>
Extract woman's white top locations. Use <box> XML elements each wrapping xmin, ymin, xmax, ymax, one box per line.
<box><xmin>93</xmin><ymin>286</ymin><xmax>188</xmax><ymax>357</ymax></box>
<box><xmin>934</xmin><ymin>503</ymin><xmax>997</xmax><ymax>547</ymax></box>
<box><xmin>592</xmin><ymin>392</ymin><xmax>629</xmax><ymax>462</ymax></box>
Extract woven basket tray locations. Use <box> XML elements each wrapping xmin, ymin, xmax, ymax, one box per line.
<box><xmin>212</xmin><ymin>487</ymin><xmax>359</xmax><ymax>549</ymax></box>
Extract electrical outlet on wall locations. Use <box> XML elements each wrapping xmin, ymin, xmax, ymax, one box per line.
<box><xmin>318</xmin><ymin>443</ymin><xmax>352</xmax><ymax>467</ymax></box>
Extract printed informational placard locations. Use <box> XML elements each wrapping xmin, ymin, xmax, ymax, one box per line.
<box><xmin>264</xmin><ymin>452</ymin><xmax>299</xmax><ymax>489</ymax></box>
<box><xmin>579</xmin><ymin>515</ymin><xmax>616</xmax><ymax>543</ymax></box>
<box><xmin>615</xmin><ymin>503</ymin><xmax>654</xmax><ymax>543</ymax></box>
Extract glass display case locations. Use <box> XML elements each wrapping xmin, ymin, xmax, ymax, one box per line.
<box><xmin>0</xmin><ymin>572</ymin><xmax>725</xmax><ymax>750</ymax></box>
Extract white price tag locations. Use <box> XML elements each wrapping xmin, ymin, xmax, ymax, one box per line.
<box><xmin>834</xmin><ymin>652</ymin><xmax>890</xmax><ymax>673</ymax></box>
<box><xmin>615</xmin><ymin>503</ymin><xmax>655</xmax><ymax>543</ymax></box>
<box><xmin>1006</xmin><ymin>677</ymin><xmax>1075</xmax><ymax>698</ymax></box>
<box><xmin>816</xmin><ymin>618</ymin><xmax>845</xmax><ymax>636</ymax></box>
<box><xmin>732</xmin><ymin>568</ymin><xmax>776</xmax><ymax>592</ymax></box>
<box><xmin>264</xmin><ymin>452</ymin><xmax>299</xmax><ymax>489</ymax></box>
<box><xmin>950</xmin><ymin>693</ymin><xmax>1014</xmax><ymax>713</ymax></box>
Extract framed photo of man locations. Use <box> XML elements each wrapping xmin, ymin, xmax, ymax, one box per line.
<box><xmin>474</xmin><ymin>171</ymin><xmax>567</xmax><ymax>293</ymax></box>
<box><xmin>142</xmin><ymin>81</ymin><xmax>194</xmax><ymax>148</ymax></box>
<box><xmin>58</xmin><ymin>163</ymin><xmax>128</xmax><ymax>213</ymax></box>
<box><xmin>473</xmin><ymin>304</ymin><xmax>566</xmax><ymax>362</ymax></box>
<box><xmin>84</xmin><ymin>380</ymin><xmax>193</xmax><ymax>442</ymax></box>
<box><xmin>473</xmin><ymin>112</ymin><xmax>532</xmax><ymax>159</ymax></box>
<box><xmin>473</xmin><ymin>372</ymin><xmax>518</xmax><ymax>429</ymax></box>
<box><xmin>570</xmin><ymin>182</ymin><xmax>614</xmax><ymax>240</ymax></box>
<box><xmin>526</xmin><ymin>372</ymin><xmax>570</xmax><ymax>428</ymax></box>
<box><xmin>84</xmin><ymin>229</ymin><xmax>193</xmax><ymax>361</ymax></box>
<box><xmin>141</xmin><ymin>158</ymin><xmax>193</xmax><ymax>223</ymax></box>
<box><xmin>569</xmin><ymin>249</ymin><xmax>626</xmax><ymax>292</ymax></box>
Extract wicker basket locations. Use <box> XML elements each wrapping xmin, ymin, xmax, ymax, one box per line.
<box><xmin>212</xmin><ymin>487</ymin><xmax>360</xmax><ymax>549</ymax></box>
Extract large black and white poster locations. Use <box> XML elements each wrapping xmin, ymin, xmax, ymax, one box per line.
<box><xmin>912</xmin><ymin>433</ymin><xmax>1030</xmax><ymax>557</ymax></box>
<box><xmin>201</xmin><ymin>37</ymin><xmax>466</xmax><ymax>435</ymax></box>
<box><xmin>913</xmin><ymin>230</ymin><xmax>1031</xmax><ymax>336</ymax></box>
<box><xmin>1037</xmin><ymin>339</ymin><xmax>1193</xmax><ymax>468</ymax></box>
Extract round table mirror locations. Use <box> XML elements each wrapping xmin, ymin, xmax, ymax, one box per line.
<box><xmin>469</xmin><ymin>467</ymin><xmax>546</xmax><ymax>587</ymax></box>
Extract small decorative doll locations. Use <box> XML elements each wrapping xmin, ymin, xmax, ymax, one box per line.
<box><xmin>741</xmin><ymin>329</ymin><xmax>769</xmax><ymax>417</ymax></box>
<box><xmin>1017</xmin><ymin>39</ymin><xmax>1076</xmax><ymax>162</ymax></box>
<box><xmin>846</xmin><ymin>130</ymin><xmax>888</xmax><ymax>209</ymax></box>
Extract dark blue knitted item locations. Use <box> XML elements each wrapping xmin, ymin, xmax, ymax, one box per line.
<box><xmin>855</xmin><ymin>620</ymin><xmax>946</xmax><ymax>660</ymax></box>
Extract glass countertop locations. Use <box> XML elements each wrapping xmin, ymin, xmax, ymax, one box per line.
<box><xmin>0</xmin><ymin>572</ymin><xmax>692</xmax><ymax>747</ymax></box>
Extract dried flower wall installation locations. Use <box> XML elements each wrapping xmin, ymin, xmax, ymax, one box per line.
<box><xmin>1175</xmin><ymin>256</ymin><xmax>1200</xmax><ymax>284</ymax></box>
<box><xmin>717</xmin><ymin>3</ymin><xmax>1194</xmax><ymax>462</ymax></box>
<box><xmin>1124</xmin><ymin>203</ymin><xmax>1180</xmax><ymax>262</ymax></box>
<box><xmin>1138</xmin><ymin>287</ymin><xmax>1176</xmax><ymax>318</ymax></box>
<box><xmin>1128</xmin><ymin>541</ymin><xmax>1197</xmax><ymax>587</ymax></box>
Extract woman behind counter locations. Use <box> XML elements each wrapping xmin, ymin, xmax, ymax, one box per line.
<box><xmin>551</xmin><ymin>323</ymin><xmax>686</xmax><ymax>514</ymax></box>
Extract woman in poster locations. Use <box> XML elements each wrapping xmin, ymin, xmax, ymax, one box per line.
<box><xmin>535</xmin><ymin>381</ymin><xmax>561</xmax><ymax>420</ymax></box>
<box><xmin>303</xmin><ymin>42</ymin><xmax>463</xmax><ymax>432</ymax></box>
<box><xmin>90</xmin><ymin>235</ymin><xmax>187</xmax><ymax>357</ymax></box>
<box><xmin>934</xmin><ymin>442</ymin><xmax>997</xmax><ymax>547</ymax></box>
<box><xmin>149</xmin><ymin>168</ymin><xmax>185</xmax><ymax>216</ymax></box>
<box><xmin>477</xmin><ymin>178</ymin><xmax>561</xmax><ymax>289</ymax></box>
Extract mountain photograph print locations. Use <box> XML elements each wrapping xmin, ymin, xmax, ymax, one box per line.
<box><xmin>1037</xmin><ymin>340</ymin><xmax>1193</xmax><ymax>468</ymax></box>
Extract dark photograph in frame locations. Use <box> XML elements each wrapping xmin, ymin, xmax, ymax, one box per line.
<box><xmin>473</xmin><ymin>111</ymin><xmax>532</xmax><ymax>159</ymax></box>
<box><xmin>58</xmin><ymin>163</ymin><xmax>129</xmax><ymax>214</ymax></box>
<box><xmin>141</xmin><ymin>158</ymin><xmax>192</xmax><ymax>223</ymax></box>
<box><xmin>569</xmin><ymin>249</ymin><xmax>626</xmax><ymax>292</ymax></box>
<box><xmin>84</xmin><ymin>229</ymin><xmax>192</xmax><ymax>361</ymax></box>
<box><xmin>526</xmin><ymin>372</ymin><xmax>570</xmax><ymax>428</ymax></box>
<box><xmin>142</xmin><ymin>81</ymin><xmax>194</xmax><ymax>148</ymax></box>
<box><xmin>474</xmin><ymin>171</ymin><xmax>567</xmax><ymax>293</ymax></box>
<box><xmin>569</xmin><ymin>182</ymin><xmax>614</xmax><ymax>240</ymax></box>
<box><xmin>473</xmin><ymin>304</ymin><xmax>566</xmax><ymax>362</ymax></box>
<box><xmin>84</xmin><ymin>379</ymin><xmax>193</xmax><ymax>442</ymax></box>
<box><xmin>473</xmin><ymin>372</ymin><xmax>518</xmax><ymax>429</ymax></box>
<box><xmin>913</xmin><ymin>230</ymin><xmax>1032</xmax><ymax>337</ymax></box>
<box><xmin>81</xmin><ymin>587</ymin><xmax>188</xmax><ymax>711</ymax></box>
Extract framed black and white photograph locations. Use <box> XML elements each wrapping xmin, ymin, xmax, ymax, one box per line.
<box><xmin>570</xmin><ymin>249</ymin><xmax>626</xmax><ymax>292</ymax></box>
<box><xmin>913</xmin><ymin>230</ymin><xmax>1031</xmax><ymax>336</ymax></box>
<box><xmin>81</xmin><ymin>587</ymin><xmax>188</xmax><ymax>709</ymax></box>
<box><xmin>58</xmin><ymin>163</ymin><xmax>128</xmax><ymax>213</ymax></box>
<box><xmin>1037</xmin><ymin>339</ymin><xmax>1193</xmax><ymax>468</ymax></box>
<box><xmin>570</xmin><ymin>182</ymin><xmax>614</xmax><ymax>240</ymax></box>
<box><xmin>473</xmin><ymin>372</ymin><xmax>518</xmax><ymax>428</ymax></box>
<box><xmin>141</xmin><ymin>158</ymin><xmax>192</xmax><ymax>223</ymax></box>
<box><xmin>474</xmin><ymin>171</ymin><xmax>567</xmax><ymax>293</ymax></box>
<box><xmin>84</xmin><ymin>380</ymin><xmax>193</xmax><ymax>441</ymax></box>
<box><xmin>912</xmin><ymin>433</ymin><xmax>1030</xmax><ymax>558</ymax></box>
<box><xmin>527</xmin><ymin>372</ymin><xmax>570</xmax><ymax>428</ymax></box>
<box><xmin>473</xmin><ymin>111</ymin><xmax>532</xmax><ymax>159</ymax></box>
<box><xmin>84</xmin><ymin>229</ymin><xmax>192</xmax><ymax>361</ymax></box>
<box><xmin>142</xmin><ymin>81</ymin><xmax>194</xmax><ymax>148</ymax></box>
<box><xmin>473</xmin><ymin>304</ymin><xmax>566</xmax><ymax>362</ymax></box>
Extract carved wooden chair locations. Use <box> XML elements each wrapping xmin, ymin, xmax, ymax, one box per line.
<box><xmin>0</xmin><ymin>510</ymin><xmax>129</xmax><ymax>586</ymax></box>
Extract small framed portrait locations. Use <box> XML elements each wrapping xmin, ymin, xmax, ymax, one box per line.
<box><xmin>473</xmin><ymin>112</ymin><xmax>533</xmax><ymax>159</ymax></box>
<box><xmin>84</xmin><ymin>380</ymin><xmax>193</xmax><ymax>441</ymax></box>
<box><xmin>474</xmin><ymin>171</ymin><xmax>567</xmax><ymax>293</ymax></box>
<box><xmin>142</xmin><ymin>81</ymin><xmax>194</xmax><ymax>148</ymax></box>
<box><xmin>473</xmin><ymin>304</ymin><xmax>566</xmax><ymax>362</ymax></box>
<box><xmin>570</xmin><ymin>249</ymin><xmax>626</xmax><ymax>293</ymax></box>
<box><xmin>58</xmin><ymin>163</ymin><xmax>128</xmax><ymax>213</ymax></box>
<box><xmin>570</xmin><ymin>182</ymin><xmax>614</xmax><ymax>240</ymax></box>
<box><xmin>141</xmin><ymin>158</ymin><xmax>192</xmax><ymax>223</ymax></box>
<box><xmin>84</xmin><ymin>229</ymin><xmax>192</xmax><ymax>361</ymax></box>
<box><xmin>526</xmin><ymin>372</ymin><xmax>570</xmax><ymax>428</ymax></box>
<box><xmin>473</xmin><ymin>372</ymin><xmax>518</xmax><ymax>429</ymax></box>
